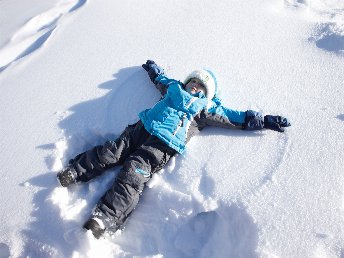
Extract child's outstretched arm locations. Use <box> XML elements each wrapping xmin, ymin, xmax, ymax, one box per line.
<box><xmin>195</xmin><ymin>105</ymin><xmax>247</xmax><ymax>130</ymax></box>
<box><xmin>142</xmin><ymin>60</ymin><xmax>170</xmax><ymax>96</ymax></box>
<box><xmin>196</xmin><ymin>103</ymin><xmax>290</xmax><ymax>133</ymax></box>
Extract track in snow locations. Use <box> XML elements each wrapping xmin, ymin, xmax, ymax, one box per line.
<box><xmin>0</xmin><ymin>0</ymin><xmax>86</xmax><ymax>73</ymax></box>
<box><xmin>285</xmin><ymin>0</ymin><xmax>344</xmax><ymax>55</ymax></box>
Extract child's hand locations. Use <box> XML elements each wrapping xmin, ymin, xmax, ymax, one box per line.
<box><xmin>142</xmin><ymin>60</ymin><xmax>156</xmax><ymax>71</ymax></box>
<box><xmin>264</xmin><ymin>115</ymin><xmax>291</xmax><ymax>132</ymax></box>
<box><xmin>142</xmin><ymin>60</ymin><xmax>165</xmax><ymax>82</ymax></box>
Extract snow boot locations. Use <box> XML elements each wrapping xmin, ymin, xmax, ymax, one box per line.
<box><xmin>83</xmin><ymin>218</ymin><xmax>106</xmax><ymax>239</ymax></box>
<box><xmin>57</xmin><ymin>166</ymin><xmax>78</xmax><ymax>187</ymax></box>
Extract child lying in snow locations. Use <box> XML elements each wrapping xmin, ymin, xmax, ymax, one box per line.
<box><xmin>57</xmin><ymin>60</ymin><xmax>291</xmax><ymax>239</ymax></box>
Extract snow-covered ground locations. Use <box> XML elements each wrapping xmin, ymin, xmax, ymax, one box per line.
<box><xmin>0</xmin><ymin>0</ymin><xmax>344</xmax><ymax>257</ymax></box>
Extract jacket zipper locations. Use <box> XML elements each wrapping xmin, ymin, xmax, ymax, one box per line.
<box><xmin>172</xmin><ymin>97</ymin><xmax>197</xmax><ymax>136</ymax></box>
<box><xmin>173</xmin><ymin>113</ymin><xmax>186</xmax><ymax>136</ymax></box>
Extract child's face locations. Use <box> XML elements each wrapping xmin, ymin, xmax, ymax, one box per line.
<box><xmin>185</xmin><ymin>78</ymin><xmax>207</xmax><ymax>96</ymax></box>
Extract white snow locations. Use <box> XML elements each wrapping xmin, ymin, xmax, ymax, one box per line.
<box><xmin>0</xmin><ymin>0</ymin><xmax>344</xmax><ymax>257</ymax></box>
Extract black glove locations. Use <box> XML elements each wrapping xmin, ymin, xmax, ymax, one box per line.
<box><xmin>142</xmin><ymin>60</ymin><xmax>164</xmax><ymax>82</ymax></box>
<box><xmin>264</xmin><ymin>115</ymin><xmax>291</xmax><ymax>132</ymax></box>
<box><xmin>142</xmin><ymin>60</ymin><xmax>155</xmax><ymax>71</ymax></box>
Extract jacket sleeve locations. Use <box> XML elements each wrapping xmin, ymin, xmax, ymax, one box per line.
<box><xmin>153</xmin><ymin>74</ymin><xmax>180</xmax><ymax>96</ymax></box>
<box><xmin>243</xmin><ymin>110</ymin><xmax>265</xmax><ymax>130</ymax></box>
<box><xmin>196</xmin><ymin>102</ymin><xmax>264</xmax><ymax>131</ymax></box>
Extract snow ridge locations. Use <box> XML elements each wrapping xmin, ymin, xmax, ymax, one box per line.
<box><xmin>0</xmin><ymin>0</ymin><xmax>86</xmax><ymax>73</ymax></box>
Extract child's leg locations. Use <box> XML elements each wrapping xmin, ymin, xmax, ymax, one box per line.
<box><xmin>59</xmin><ymin>121</ymin><xmax>149</xmax><ymax>185</ymax></box>
<box><xmin>85</xmin><ymin>135</ymin><xmax>177</xmax><ymax>236</ymax></box>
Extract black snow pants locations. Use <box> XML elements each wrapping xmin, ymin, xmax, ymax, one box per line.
<box><xmin>69</xmin><ymin>121</ymin><xmax>177</xmax><ymax>231</ymax></box>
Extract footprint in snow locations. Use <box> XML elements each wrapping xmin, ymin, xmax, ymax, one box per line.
<box><xmin>284</xmin><ymin>0</ymin><xmax>307</xmax><ymax>8</ymax></box>
<box><xmin>174</xmin><ymin>203</ymin><xmax>258</xmax><ymax>258</ymax></box>
<box><xmin>336</xmin><ymin>114</ymin><xmax>344</xmax><ymax>121</ymax></box>
<box><xmin>0</xmin><ymin>0</ymin><xmax>87</xmax><ymax>73</ymax></box>
<box><xmin>284</xmin><ymin>0</ymin><xmax>344</xmax><ymax>55</ymax></box>
<box><xmin>309</xmin><ymin>23</ymin><xmax>344</xmax><ymax>54</ymax></box>
<box><xmin>199</xmin><ymin>170</ymin><xmax>216</xmax><ymax>198</ymax></box>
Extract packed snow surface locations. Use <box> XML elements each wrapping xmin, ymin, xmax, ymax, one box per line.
<box><xmin>0</xmin><ymin>0</ymin><xmax>344</xmax><ymax>257</ymax></box>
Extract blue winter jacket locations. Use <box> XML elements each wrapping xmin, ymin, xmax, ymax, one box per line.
<box><xmin>139</xmin><ymin>74</ymin><xmax>263</xmax><ymax>153</ymax></box>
